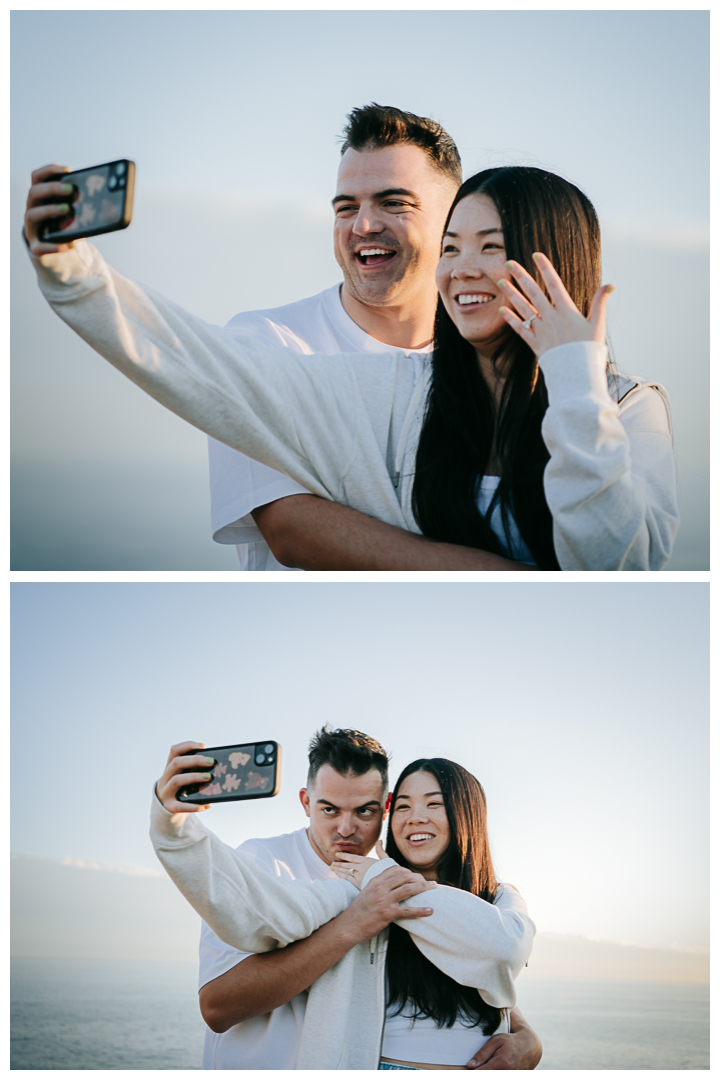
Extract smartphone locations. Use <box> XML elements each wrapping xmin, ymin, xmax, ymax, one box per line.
<box><xmin>177</xmin><ymin>741</ymin><xmax>282</xmax><ymax>805</ymax></box>
<box><xmin>38</xmin><ymin>159</ymin><xmax>135</xmax><ymax>243</ymax></box>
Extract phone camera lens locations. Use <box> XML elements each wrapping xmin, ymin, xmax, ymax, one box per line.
<box><xmin>256</xmin><ymin>753</ymin><xmax>266</xmax><ymax>764</ymax></box>
<box><xmin>264</xmin><ymin>744</ymin><xmax>274</xmax><ymax>753</ymax></box>
<box><xmin>118</xmin><ymin>177</ymin><xmax>126</xmax><ymax>187</ymax></box>
<box><xmin>108</xmin><ymin>175</ymin><xmax>118</xmax><ymax>190</ymax></box>
<box><xmin>115</xmin><ymin>162</ymin><xmax>126</xmax><ymax>176</ymax></box>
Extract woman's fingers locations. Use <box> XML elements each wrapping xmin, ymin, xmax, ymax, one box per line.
<box><xmin>588</xmin><ymin>284</ymin><xmax>615</xmax><ymax>342</ymax></box>
<box><xmin>529</xmin><ymin>253</ymin><xmax>575</xmax><ymax>307</ymax></box>
<box><xmin>376</xmin><ymin>839</ymin><xmax>390</xmax><ymax>860</ymax></box>
<box><xmin>499</xmin><ymin>304</ymin><xmax>537</xmax><ymax>346</ymax></box>
<box><xmin>332</xmin><ymin>851</ymin><xmax>363</xmax><ymax>864</ymax></box>
<box><xmin>496</xmin><ymin>277</ymin><xmax>539</xmax><ymax>322</ymax></box>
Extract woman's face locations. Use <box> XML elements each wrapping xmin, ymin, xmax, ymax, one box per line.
<box><xmin>436</xmin><ymin>192</ymin><xmax>510</xmax><ymax>356</ymax></box>
<box><xmin>390</xmin><ymin>770</ymin><xmax>450</xmax><ymax>880</ymax></box>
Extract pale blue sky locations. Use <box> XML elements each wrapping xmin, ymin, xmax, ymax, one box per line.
<box><xmin>11</xmin><ymin>11</ymin><xmax>709</xmax><ymax>568</ymax></box>
<box><xmin>11</xmin><ymin>583</ymin><xmax>709</xmax><ymax>952</ymax></box>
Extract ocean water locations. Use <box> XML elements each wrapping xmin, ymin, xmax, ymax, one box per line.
<box><xmin>10</xmin><ymin>959</ymin><xmax>709</xmax><ymax>1070</ymax></box>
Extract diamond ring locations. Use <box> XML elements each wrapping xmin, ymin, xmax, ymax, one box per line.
<box><xmin>522</xmin><ymin>314</ymin><xmax>539</xmax><ymax>330</ymax></box>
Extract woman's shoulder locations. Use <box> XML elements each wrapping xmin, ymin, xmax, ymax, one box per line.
<box><xmin>608</xmin><ymin>370</ymin><xmax>673</xmax><ymax>436</ymax></box>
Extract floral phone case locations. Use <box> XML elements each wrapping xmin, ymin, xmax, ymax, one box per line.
<box><xmin>177</xmin><ymin>741</ymin><xmax>281</xmax><ymax>804</ymax></box>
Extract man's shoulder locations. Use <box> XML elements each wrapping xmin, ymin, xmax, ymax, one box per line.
<box><xmin>235</xmin><ymin>828</ymin><xmax>308</xmax><ymax>864</ymax></box>
<box><xmin>224</xmin><ymin>287</ymin><xmax>336</xmax><ymax>333</ymax></box>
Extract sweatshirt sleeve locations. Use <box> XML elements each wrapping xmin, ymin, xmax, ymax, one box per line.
<box><xmin>30</xmin><ymin>242</ymin><xmax>359</xmax><ymax>501</ymax></box>
<box><xmin>538</xmin><ymin>342</ymin><xmax>679</xmax><ymax>570</ymax></box>
<box><xmin>361</xmin><ymin>862</ymin><xmax>534</xmax><ymax>1008</ymax></box>
<box><xmin>149</xmin><ymin>793</ymin><xmax>356</xmax><ymax>953</ymax></box>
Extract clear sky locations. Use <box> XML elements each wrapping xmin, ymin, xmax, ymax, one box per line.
<box><xmin>11</xmin><ymin>582</ymin><xmax>709</xmax><ymax>954</ymax></box>
<box><xmin>10</xmin><ymin>9</ymin><xmax>709</xmax><ymax>569</ymax></box>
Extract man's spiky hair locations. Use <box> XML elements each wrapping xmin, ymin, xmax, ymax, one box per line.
<box><xmin>340</xmin><ymin>103</ymin><xmax>462</xmax><ymax>186</ymax></box>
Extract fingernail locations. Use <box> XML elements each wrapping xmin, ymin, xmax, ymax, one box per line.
<box><xmin>504</xmin><ymin>260</ymin><xmax>514</xmax><ymax>268</ymax></box>
<box><xmin>606</xmin><ymin>284</ymin><xmax>615</xmax><ymax>293</ymax></box>
<box><xmin>60</xmin><ymin>183</ymin><xmax>74</xmax><ymax>194</ymax></box>
<box><xmin>56</xmin><ymin>203</ymin><xmax>69</xmax><ymax>213</ymax></box>
<box><xmin>532</xmin><ymin>252</ymin><xmax>541</xmax><ymax>261</ymax></box>
<box><xmin>497</xmin><ymin>279</ymin><xmax>507</xmax><ymax>288</ymax></box>
<box><xmin>204</xmin><ymin>757</ymin><xmax>215</xmax><ymax>765</ymax></box>
<box><xmin>469</xmin><ymin>1061</ymin><xmax>477</xmax><ymax>1068</ymax></box>
<box><xmin>498</xmin><ymin>306</ymin><xmax>508</xmax><ymax>315</ymax></box>
<box><xmin>201</xmin><ymin>773</ymin><xmax>212</xmax><ymax>780</ymax></box>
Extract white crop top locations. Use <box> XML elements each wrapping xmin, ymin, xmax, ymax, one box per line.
<box><xmin>381</xmin><ymin>1007</ymin><xmax>509</xmax><ymax>1066</ymax></box>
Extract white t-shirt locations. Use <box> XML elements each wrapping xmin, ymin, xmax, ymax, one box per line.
<box><xmin>199</xmin><ymin>827</ymin><xmax>336</xmax><ymax>1070</ymax></box>
<box><xmin>209</xmin><ymin>284</ymin><xmax>431</xmax><ymax>571</ymax></box>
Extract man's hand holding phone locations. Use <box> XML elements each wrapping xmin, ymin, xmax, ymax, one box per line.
<box><xmin>156</xmin><ymin>741</ymin><xmax>216</xmax><ymax>814</ymax></box>
<box><xmin>24</xmin><ymin>164</ymin><xmax>77</xmax><ymax>256</ymax></box>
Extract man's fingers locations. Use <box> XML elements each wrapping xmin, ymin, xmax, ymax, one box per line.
<box><xmin>31</xmin><ymin>164</ymin><xmax>71</xmax><ymax>185</ymax></box>
<box><xmin>165</xmin><ymin>741</ymin><xmax>206</xmax><ymax>765</ymax></box>
<box><xmin>395</xmin><ymin>905</ymin><xmax>433</xmax><ymax>919</ymax></box>
<box><xmin>467</xmin><ymin>1040</ymin><xmax>496</xmax><ymax>1068</ymax></box>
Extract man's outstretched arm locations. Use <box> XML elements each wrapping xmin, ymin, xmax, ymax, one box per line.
<box><xmin>467</xmin><ymin>1006</ymin><xmax>543</xmax><ymax>1070</ymax></box>
<box><xmin>253</xmin><ymin>495</ymin><xmax>538</xmax><ymax>571</ymax></box>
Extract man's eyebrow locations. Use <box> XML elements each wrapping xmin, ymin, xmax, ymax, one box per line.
<box><xmin>332</xmin><ymin>188</ymin><xmax>419</xmax><ymax>206</ymax></box>
<box><xmin>444</xmin><ymin>227</ymin><xmax>503</xmax><ymax>238</ymax></box>
<box><xmin>316</xmin><ymin>798</ymin><xmax>382</xmax><ymax>809</ymax></box>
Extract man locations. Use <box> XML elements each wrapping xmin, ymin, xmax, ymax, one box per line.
<box><xmin>154</xmin><ymin>727</ymin><xmax>543</xmax><ymax>1069</ymax></box>
<box><xmin>209</xmin><ymin>104</ymin><xmax>517</xmax><ymax>571</ymax></box>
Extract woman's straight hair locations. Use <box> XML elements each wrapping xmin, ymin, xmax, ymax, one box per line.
<box><xmin>412</xmin><ymin>166</ymin><xmax>603</xmax><ymax>570</ymax></box>
<box><xmin>384</xmin><ymin>758</ymin><xmax>502</xmax><ymax>1032</ymax></box>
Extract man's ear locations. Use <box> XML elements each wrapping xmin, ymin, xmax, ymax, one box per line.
<box><xmin>299</xmin><ymin>788</ymin><xmax>311</xmax><ymax>818</ymax></box>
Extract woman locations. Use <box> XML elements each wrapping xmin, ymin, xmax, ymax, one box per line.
<box><xmin>151</xmin><ymin>750</ymin><xmax>534</xmax><ymax>1070</ymax></box>
<box><xmin>332</xmin><ymin>758</ymin><xmax>524</xmax><ymax>1070</ymax></box>
<box><xmin>26</xmin><ymin>165</ymin><xmax>678</xmax><ymax>568</ymax></box>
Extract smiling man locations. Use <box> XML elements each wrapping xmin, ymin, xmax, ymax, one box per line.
<box><xmin>208</xmin><ymin>104</ymin><xmax>518</xmax><ymax>571</ymax></box>
<box><xmin>153</xmin><ymin>727</ymin><xmax>543</xmax><ymax>1069</ymax></box>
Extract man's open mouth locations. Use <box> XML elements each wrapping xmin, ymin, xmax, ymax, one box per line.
<box><xmin>354</xmin><ymin>247</ymin><xmax>398</xmax><ymax>268</ymax></box>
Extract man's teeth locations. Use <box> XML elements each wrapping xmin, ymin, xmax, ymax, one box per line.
<box><xmin>457</xmin><ymin>294</ymin><xmax>492</xmax><ymax>305</ymax></box>
<box><xmin>359</xmin><ymin>248</ymin><xmax>393</xmax><ymax>257</ymax></box>
<box><xmin>409</xmin><ymin>833</ymin><xmax>434</xmax><ymax>841</ymax></box>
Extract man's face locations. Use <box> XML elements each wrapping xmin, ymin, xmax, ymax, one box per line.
<box><xmin>332</xmin><ymin>144</ymin><xmax>458</xmax><ymax>309</ymax></box>
<box><xmin>300</xmin><ymin>764</ymin><xmax>386</xmax><ymax>866</ymax></box>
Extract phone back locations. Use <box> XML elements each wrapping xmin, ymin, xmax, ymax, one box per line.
<box><xmin>177</xmin><ymin>741</ymin><xmax>281</xmax><ymax>804</ymax></box>
<box><xmin>40</xmin><ymin>159</ymin><xmax>135</xmax><ymax>243</ymax></box>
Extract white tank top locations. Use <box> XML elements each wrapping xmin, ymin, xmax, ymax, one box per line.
<box><xmin>381</xmin><ymin>1007</ymin><xmax>509</xmax><ymax>1067</ymax></box>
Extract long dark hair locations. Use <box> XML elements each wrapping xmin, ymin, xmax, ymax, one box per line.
<box><xmin>384</xmin><ymin>758</ymin><xmax>502</xmax><ymax>1033</ymax></box>
<box><xmin>412</xmin><ymin>166</ymin><xmax>603</xmax><ymax>569</ymax></box>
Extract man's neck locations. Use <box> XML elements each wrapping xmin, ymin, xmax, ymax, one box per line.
<box><xmin>340</xmin><ymin>283</ymin><xmax>437</xmax><ymax>350</ymax></box>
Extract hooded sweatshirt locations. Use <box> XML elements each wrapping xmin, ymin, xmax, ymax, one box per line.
<box><xmin>30</xmin><ymin>241</ymin><xmax>679</xmax><ymax>569</ymax></box>
<box><xmin>149</xmin><ymin>797</ymin><xmax>535</xmax><ymax>1070</ymax></box>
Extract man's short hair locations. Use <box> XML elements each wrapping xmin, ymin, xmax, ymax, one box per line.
<box><xmin>340</xmin><ymin>103</ymin><xmax>462</xmax><ymax>187</ymax></box>
<box><xmin>307</xmin><ymin>725</ymin><xmax>390</xmax><ymax>793</ymax></box>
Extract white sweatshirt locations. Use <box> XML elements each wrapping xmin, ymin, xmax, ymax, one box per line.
<box><xmin>149</xmin><ymin>797</ymin><xmax>535</xmax><ymax>1070</ymax></box>
<box><xmin>31</xmin><ymin>242</ymin><xmax>679</xmax><ymax>569</ymax></box>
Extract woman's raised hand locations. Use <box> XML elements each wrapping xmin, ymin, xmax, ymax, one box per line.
<box><xmin>497</xmin><ymin>252</ymin><xmax>614</xmax><ymax>357</ymax></box>
<box><xmin>331</xmin><ymin>852</ymin><xmax>378</xmax><ymax>889</ymax></box>
<box><xmin>332</xmin><ymin>839</ymin><xmax>391</xmax><ymax>888</ymax></box>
